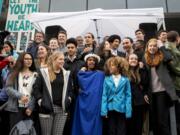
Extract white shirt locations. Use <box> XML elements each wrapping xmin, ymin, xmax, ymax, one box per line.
<box><xmin>112</xmin><ymin>74</ymin><xmax>121</xmax><ymax>88</ymax></box>
<box><xmin>111</xmin><ymin>49</ymin><xmax>118</xmax><ymax>56</ymax></box>
<box><xmin>18</xmin><ymin>72</ymin><xmax>37</xmax><ymax>107</ymax></box>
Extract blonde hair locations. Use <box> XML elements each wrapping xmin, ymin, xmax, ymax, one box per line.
<box><xmin>47</xmin><ymin>51</ymin><xmax>64</xmax><ymax>82</ymax></box>
<box><xmin>104</xmin><ymin>56</ymin><xmax>129</xmax><ymax>77</ymax></box>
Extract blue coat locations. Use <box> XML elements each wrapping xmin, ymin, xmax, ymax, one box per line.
<box><xmin>101</xmin><ymin>75</ymin><xmax>132</xmax><ymax>118</ymax></box>
<box><xmin>72</xmin><ymin>70</ymin><xmax>104</xmax><ymax>135</ymax></box>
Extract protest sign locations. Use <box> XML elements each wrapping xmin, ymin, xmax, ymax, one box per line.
<box><xmin>5</xmin><ymin>0</ymin><xmax>39</xmax><ymax>51</ymax></box>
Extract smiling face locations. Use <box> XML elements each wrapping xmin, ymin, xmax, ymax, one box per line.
<box><xmin>35</xmin><ymin>32</ymin><xmax>44</xmax><ymax>44</ymax></box>
<box><xmin>158</xmin><ymin>32</ymin><xmax>167</xmax><ymax>43</ymax></box>
<box><xmin>3</xmin><ymin>44</ymin><xmax>11</xmax><ymax>54</ymax></box>
<box><xmin>135</xmin><ymin>31</ymin><xmax>144</xmax><ymax>41</ymax></box>
<box><xmin>147</xmin><ymin>40</ymin><xmax>158</xmax><ymax>55</ymax></box>
<box><xmin>128</xmin><ymin>54</ymin><xmax>138</xmax><ymax>67</ymax></box>
<box><xmin>67</xmin><ymin>43</ymin><xmax>77</xmax><ymax>57</ymax></box>
<box><xmin>58</xmin><ymin>33</ymin><xmax>67</xmax><ymax>45</ymax></box>
<box><xmin>53</xmin><ymin>54</ymin><xmax>65</xmax><ymax>70</ymax></box>
<box><xmin>86</xmin><ymin>57</ymin><xmax>96</xmax><ymax>70</ymax></box>
<box><xmin>23</xmin><ymin>54</ymin><xmax>33</xmax><ymax>69</ymax></box>
<box><xmin>38</xmin><ymin>45</ymin><xmax>48</xmax><ymax>59</ymax></box>
<box><xmin>84</xmin><ymin>33</ymin><xmax>94</xmax><ymax>46</ymax></box>
<box><xmin>122</xmin><ymin>38</ymin><xmax>133</xmax><ymax>52</ymax></box>
<box><xmin>111</xmin><ymin>39</ymin><xmax>120</xmax><ymax>50</ymax></box>
<box><xmin>49</xmin><ymin>39</ymin><xmax>59</xmax><ymax>51</ymax></box>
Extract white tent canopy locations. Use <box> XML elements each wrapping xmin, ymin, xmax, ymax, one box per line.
<box><xmin>29</xmin><ymin>8</ymin><xmax>165</xmax><ymax>42</ymax></box>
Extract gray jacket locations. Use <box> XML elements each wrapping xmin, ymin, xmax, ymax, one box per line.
<box><xmin>5</xmin><ymin>73</ymin><xmax>37</xmax><ymax>112</ymax></box>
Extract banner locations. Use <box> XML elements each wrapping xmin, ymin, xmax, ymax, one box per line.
<box><xmin>5</xmin><ymin>0</ymin><xmax>39</xmax><ymax>51</ymax></box>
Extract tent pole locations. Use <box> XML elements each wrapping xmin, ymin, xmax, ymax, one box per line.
<box><xmin>93</xmin><ymin>19</ymin><xmax>100</xmax><ymax>45</ymax></box>
<box><xmin>125</xmin><ymin>0</ymin><xmax>128</xmax><ymax>9</ymax></box>
<box><xmin>48</xmin><ymin>0</ymin><xmax>51</xmax><ymax>12</ymax></box>
<box><xmin>86</xmin><ymin>0</ymin><xmax>88</xmax><ymax>10</ymax></box>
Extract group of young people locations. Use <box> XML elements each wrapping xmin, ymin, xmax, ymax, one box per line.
<box><xmin>0</xmin><ymin>29</ymin><xmax>180</xmax><ymax>135</ymax></box>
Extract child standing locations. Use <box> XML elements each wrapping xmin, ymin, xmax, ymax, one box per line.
<box><xmin>101</xmin><ymin>56</ymin><xmax>132</xmax><ymax>135</ymax></box>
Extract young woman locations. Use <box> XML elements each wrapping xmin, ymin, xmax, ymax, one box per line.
<box><xmin>98</xmin><ymin>40</ymin><xmax>113</xmax><ymax>70</ymax></box>
<box><xmin>32</xmin><ymin>51</ymin><xmax>73</xmax><ymax>135</ymax></box>
<box><xmin>126</xmin><ymin>53</ymin><xmax>149</xmax><ymax>135</ymax></box>
<box><xmin>5</xmin><ymin>52</ymin><xmax>37</xmax><ymax>132</ymax></box>
<box><xmin>72</xmin><ymin>53</ymin><xmax>104</xmax><ymax>135</ymax></box>
<box><xmin>101</xmin><ymin>56</ymin><xmax>132</xmax><ymax>135</ymax></box>
<box><xmin>143</xmin><ymin>38</ymin><xmax>178</xmax><ymax>135</ymax></box>
<box><xmin>35</xmin><ymin>44</ymin><xmax>51</xmax><ymax>69</ymax></box>
<box><xmin>3</xmin><ymin>41</ymin><xmax>19</xmax><ymax>60</ymax></box>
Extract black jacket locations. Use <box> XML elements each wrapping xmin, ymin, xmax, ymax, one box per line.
<box><xmin>130</xmin><ymin>68</ymin><xmax>149</xmax><ymax>106</ymax></box>
<box><xmin>64</xmin><ymin>57</ymin><xmax>84</xmax><ymax>96</ymax></box>
<box><xmin>143</xmin><ymin>46</ymin><xmax>178</xmax><ymax>104</ymax></box>
<box><xmin>32</xmin><ymin>68</ymin><xmax>74</xmax><ymax>114</ymax></box>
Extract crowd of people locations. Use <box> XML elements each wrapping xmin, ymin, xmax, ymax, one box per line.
<box><xmin>0</xmin><ymin>29</ymin><xmax>180</xmax><ymax>135</ymax></box>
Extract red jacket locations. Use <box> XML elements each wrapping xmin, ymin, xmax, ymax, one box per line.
<box><xmin>0</xmin><ymin>59</ymin><xmax>9</xmax><ymax>70</ymax></box>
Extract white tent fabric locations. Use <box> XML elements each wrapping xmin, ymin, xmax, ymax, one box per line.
<box><xmin>29</xmin><ymin>8</ymin><xmax>165</xmax><ymax>42</ymax></box>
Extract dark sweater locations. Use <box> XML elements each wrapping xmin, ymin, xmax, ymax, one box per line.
<box><xmin>51</xmin><ymin>71</ymin><xmax>64</xmax><ymax>106</ymax></box>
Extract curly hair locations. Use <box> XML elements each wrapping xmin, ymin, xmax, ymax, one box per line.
<box><xmin>104</xmin><ymin>56</ymin><xmax>129</xmax><ymax>77</ymax></box>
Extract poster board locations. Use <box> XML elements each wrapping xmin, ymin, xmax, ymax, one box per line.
<box><xmin>5</xmin><ymin>0</ymin><xmax>39</xmax><ymax>51</ymax></box>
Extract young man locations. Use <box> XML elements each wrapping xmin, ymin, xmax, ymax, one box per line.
<box><xmin>122</xmin><ymin>37</ymin><xmax>134</xmax><ymax>58</ymax></box>
<box><xmin>58</xmin><ymin>31</ymin><xmax>67</xmax><ymax>53</ymax></box>
<box><xmin>63</xmin><ymin>38</ymin><xmax>84</xmax><ymax>135</ymax></box>
<box><xmin>157</xmin><ymin>30</ymin><xmax>168</xmax><ymax>44</ymax></box>
<box><xmin>135</xmin><ymin>29</ymin><xmax>145</xmax><ymax>41</ymax></box>
<box><xmin>166</xmin><ymin>31</ymin><xmax>180</xmax><ymax>135</ymax></box>
<box><xmin>79</xmin><ymin>32</ymin><xmax>97</xmax><ymax>60</ymax></box>
<box><xmin>108</xmin><ymin>34</ymin><xmax>125</xmax><ymax>57</ymax></box>
<box><xmin>26</xmin><ymin>32</ymin><xmax>44</xmax><ymax>58</ymax></box>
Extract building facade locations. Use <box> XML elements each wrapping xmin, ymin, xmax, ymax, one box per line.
<box><xmin>1</xmin><ymin>0</ymin><xmax>180</xmax><ymax>32</ymax></box>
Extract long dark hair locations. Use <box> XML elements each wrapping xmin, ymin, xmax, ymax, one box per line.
<box><xmin>127</xmin><ymin>53</ymin><xmax>141</xmax><ymax>83</ymax></box>
<box><xmin>98</xmin><ymin>41</ymin><xmax>112</xmax><ymax>58</ymax></box>
<box><xmin>4</xmin><ymin>41</ymin><xmax>14</xmax><ymax>55</ymax></box>
<box><xmin>85</xmin><ymin>32</ymin><xmax>96</xmax><ymax>52</ymax></box>
<box><xmin>6</xmin><ymin>52</ymin><xmax>36</xmax><ymax>86</ymax></box>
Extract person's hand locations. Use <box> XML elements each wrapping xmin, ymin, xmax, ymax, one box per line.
<box><xmin>81</xmin><ymin>67</ymin><xmax>87</xmax><ymax>71</ymax></box>
<box><xmin>20</xmin><ymin>95</ymin><xmax>29</xmax><ymax>104</ymax></box>
<box><xmin>5</xmin><ymin>56</ymin><xmax>13</xmax><ymax>62</ymax></box>
<box><xmin>83</xmin><ymin>47</ymin><xmax>92</xmax><ymax>53</ymax></box>
<box><xmin>9</xmin><ymin>60</ymin><xmax>16</xmax><ymax>68</ymax></box>
<box><xmin>139</xmin><ymin>62</ymin><xmax>144</xmax><ymax>68</ymax></box>
<box><xmin>68</xmin><ymin>97</ymin><xmax>72</xmax><ymax>103</ymax></box>
<box><xmin>25</xmin><ymin>108</ymin><xmax>32</xmax><ymax>116</ymax></box>
<box><xmin>38</xmin><ymin>99</ymin><xmax>42</xmax><ymax>106</ymax></box>
<box><xmin>144</xmin><ymin>95</ymin><xmax>150</xmax><ymax>104</ymax></box>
